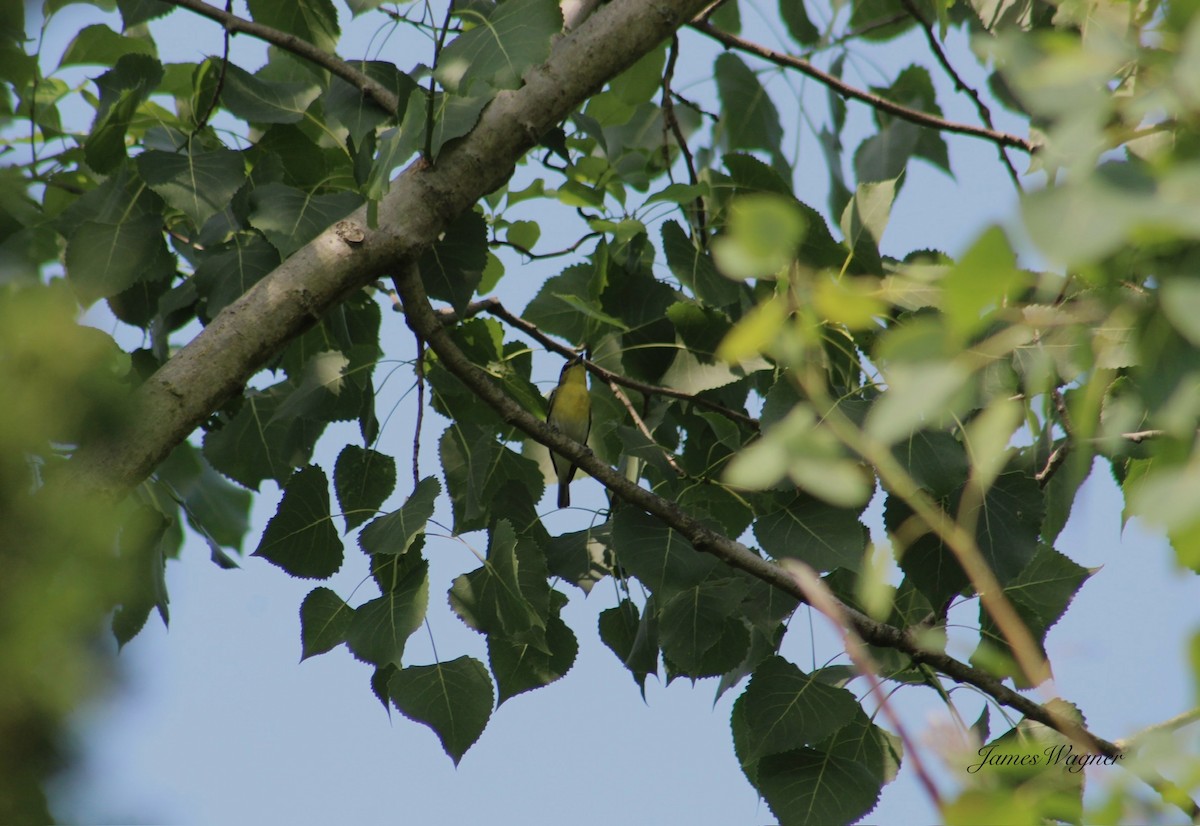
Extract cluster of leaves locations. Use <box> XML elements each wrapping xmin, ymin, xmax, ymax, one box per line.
<box><xmin>3</xmin><ymin>0</ymin><xmax>1200</xmax><ymax>822</ymax></box>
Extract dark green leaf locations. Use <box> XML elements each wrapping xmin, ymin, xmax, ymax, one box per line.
<box><xmin>117</xmin><ymin>0</ymin><xmax>173</xmax><ymax>29</ymax></box>
<box><xmin>598</xmin><ymin>597</ymin><xmax>659</xmax><ymax>696</ymax></box>
<box><xmin>661</xmin><ymin>220</ymin><xmax>741</xmax><ymax>307</ymax></box>
<box><xmin>754</xmin><ymin>493</ymin><xmax>869</xmax><ymax>573</ymax></box>
<box><xmin>334</xmin><ymin>445</ymin><xmax>397</xmax><ymax>532</ymax></box>
<box><xmin>543</xmin><ymin>522</ymin><xmax>613</xmax><ymax>593</ymax></box>
<box><xmin>440</xmin><ymin>424</ymin><xmax>543</xmax><ymax>535</ymax></box>
<box><xmin>523</xmin><ymin>263</ymin><xmax>601</xmax><ymax>345</ymax></box>
<box><xmin>755</xmin><ymin>711</ymin><xmax>899</xmax><ymax>826</ymax></box>
<box><xmin>358</xmin><ymin>476</ymin><xmax>440</xmax><ymax>555</ymax></box>
<box><xmin>613</xmin><ymin>507</ymin><xmax>722</xmax><ymax>597</ymax></box>
<box><xmin>221</xmin><ymin>63</ymin><xmax>321</xmax><ymax>125</ymax></box>
<box><xmin>714</xmin><ymin>53</ymin><xmax>786</xmax><ymax>174</ymax></box>
<box><xmin>489</xmin><ymin>608</ymin><xmax>577</xmax><ymax>704</ymax></box>
<box><xmin>891</xmin><ymin>430</ymin><xmax>969</xmax><ymax>499</ymax></box>
<box><xmin>65</xmin><ymin>214</ymin><xmax>173</xmax><ymax>305</ymax></box>
<box><xmin>323</xmin><ymin>60</ymin><xmax>414</xmax><ymax>145</ymax></box>
<box><xmin>389</xmin><ymin>656</ymin><xmax>494</xmax><ymax>765</ymax></box>
<box><xmin>346</xmin><ymin>559</ymin><xmax>430</xmax><ymax>667</ymax></box>
<box><xmin>781</xmin><ymin>0</ymin><xmax>820</xmax><ymax>45</ymax></box>
<box><xmin>434</xmin><ymin>0</ymin><xmax>561</xmax><ymax>94</ymax></box>
<box><xmin>734</xmin><ymin>656</ymin><xmax>860</xmax><ymax>762</ymax></box>
<box><xmin>973</xmin><ymin>544</ymin><xmax>1094</xmax><ymax>682</ymax></box>
<box><xmin>253</xmin><ymin>465</ymin><xmax>344</xmax><ymax>579</ymax></box>
<box><xmin>156</xmin><ymin>442</ymin><xmax>253</xmax><ymax>552</ymax></box>
<box><xmin>420</xmin><ymin>208</ymin><xmax>487</xmax><ymax>316</ymax></box>
<box><xmin>136</xmin><ymin>146</ymin><xmax>246</xmax><ymax>228</ymax></box>
<box><xmin>248</xmin><ymin>183</ymin><xmax>362</xmax><ymax>258</ymax></box>
<box><xmin>246</xmin><ymin>0</ymin><xmax>339</xmax><ymax>56</ymax></box>
<box><xmin>84</xmin><ymin>54</ymin><xmax>164</xmax><ymax>172</ymax></box>
<box><xmin>658</xmin><ymin>578</ymin><xmax>750</xmax><ymax>677</ymax></box>
<box><xmin>448</xmin><ymin>520</ymin><xmax>549</xmax><ymax>644</ymax></box>
<box><xmin>60</xmin><ymin>24</ymin><xmax>155</xmax><ymax>66</ymax></box>
<box><xmin>300</xmin><ymin>586</ymin><xmax>352</xmax><ymax>659</ymax></box>
<box><xmin>193</xmin><ymin>232</ymin><xmax>282</xmax><ymax>318</ymax></box>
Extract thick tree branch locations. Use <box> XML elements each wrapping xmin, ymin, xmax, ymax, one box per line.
<box><xmin>392</xmin><ymin>243</ymin><xmax>1121</xmax><ymax>761</ymax></box>
<box><xmin>691</xmin><ymin>20</ymin><xmax>1038</xmax><ymax>155</ymax></box>
<box><xmin>160</xmin><ymin>0</ymin><xmax>402</xmax><ymax>114</ymax></box>
<box><xmin>66</xmin><ymin>0</ymin><xmax>719</xmax><ymax>501</ymax></box>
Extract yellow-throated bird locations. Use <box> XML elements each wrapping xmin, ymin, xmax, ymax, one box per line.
<box><xmin>546</xmin><ymin>354</ymin><xmax>591</xmax><ymax>508</ymax></box>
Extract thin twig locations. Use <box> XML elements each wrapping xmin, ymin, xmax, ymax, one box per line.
<box><xmin>161</xmin><ymin>0</ymin><xmax>401</xmax><ymax>114</ymax></box>
<box><xmin>1120</xmin><ymin>429</ymin><xmax>1163</xmax><ymax>443</ymax></box>
<box><xmin>193</xmin><ymin>0</ymin><xmax>234</xmax><ymax>132</ymax></box>
<box><xmin>898</xmin><ymin>0</ymin><xmax>1023</xmax><ymax>186</ymax></box>
<box><xmin>392</xmin><ymin>254</ymin><xmax>1123</xmax><ymax>762</ymax></box>
<box><xmin>424</xmin><ymin>1</ymin><xmax>457</xmax><ymax>162</ymax></box>
<box><xmin>605</xmin><ymin>377</ymin><xmax>685</xmax><ymax>476</ymax></box>
<box><xmin>662</xmin><ymin>35</ymin><xmax>708</xmax><ymax>247</ymax></box>
<box><xmin>1037</xmin><ymin>389</ymin><xmax>1073</xmax><ymax>487</ymax></box>
<box><xmin>786</xmin><ymin>561</ymin><xmax>944</xmax><ymax>812</ymax></box>
<box><xmin>413</xmin><ymin>333</ymin><xmax>425</xmax><ymax>487</ymax></box>
<box><xmin>691</xmin><ymin>20</ymin><xmax>1037</xmax><ymax>154</ymax></box>
<box><xmin>431</xmin><ymin>296</ymin><xmax>761</xmax><ymax>430</ymax></box>
<box><xmin>489</xmin><ymin>231</ymin><xmax>602</xmax><ymax>260</ymax></box>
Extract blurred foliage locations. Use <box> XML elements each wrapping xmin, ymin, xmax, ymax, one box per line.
<box><xmin>2</xmin><ymin>0</ymin><xmax>1200</xmax><ymax>822</ymax></box>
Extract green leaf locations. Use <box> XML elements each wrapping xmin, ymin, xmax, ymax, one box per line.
<box><xmin>489</xmin><ymin>606</ymin><xmax>577</xmax><ymax>704</ymax></box>
<box><xmin>752</xmin><ymin>710</ymin><xmax>899</xmax><ymax>826</ymax></box>
<box><xmin>246</xmin><ymin>0</ymin><xmax>339</xmax><ymax>56</ymax></box>
<box><xmin>974</xmin><ymin>544</ymin><xmax>1094</xmax><ymax>682</ymax></box>
<box><xmin>711</xmin><ymin>193</ymin><xmax>806</xmax><ymax>281</ymax></box>
<box><xmin>253</xmin><ymin>465</ymin><xmax>344</xmax><ymax>579</ymax></box>
<box><xmin>203</xmin><ymin>383</ymin><xmax>321</xmax><ymax>489</ymax></box>
<box><xmin>658</xmin><ymin>578</ymin><xmax>750</xmax><ymax>677</ymax></box>
<box><xmin>780</xmin><ymin>0</ymin><xmax>820</xmax><ymax>45</ymax></box>
<box><xmin>448</xmin><ymin>520</ymin><xmax>549</xmax><ymax>644</ymax></box>
<box><xmin>117</xmin><ymin>0</ymin><xmax>174</xmax><ymax>29</ymax></box>
<box><xmin>136</xmin><ymin>146</ymin><xmax>246</xmax><ymax>228</ymax></box>
<box><xmin>598</xmin><ymin>597</ymin><xmax>659</xmax><ymax>696</ymax></box>
<box><xmin>85</xmin><ymin>54</ymin><xmax>164</xmax><ymax>172</ymax></box>
<box><xmin>323</xmin><ymin>60</ymin><xmax>414</xmax><ymax>146</ymax></box>
<box><xmin>248</xmin><ymin>183</ymin><xmax>362</xmax><ymax>258</ymax></box>
<box><xmin>714</xmin><ymin>53</ymin><xmax>786</xmax><ymax>173</ymax></box>
<box><xmin>440</xmin><ymin>424</ymin><xmax>543</xmax><ymax>535</ymax></box>
<box><xmin>156</xmin><ymin>442</ymin><xmax>253</xmax><ymax>554</ymax></box>
<box><xmin>753</xmin><ymin>493</ymin><xmax>869</xmax><ymax>573</ymax></box>
<box><xmin>346</xmin><ymin>558</ymin><xmax>430</xmax><ymax>667</ymax></box>
<box><xmin>891</xmin><ymin>430</ymin><xmax>969</xmax><ymax>500</ymax></box>
<box><xmin>333</xmin><ymin>445</ymin><xmax>397</xmax><ymax>532</ymax></box>
<box><xmin>300</xmin><ymin>586</ymin><xmax>352</xmax><ymax>659</ymax></box>
<box><xmin>389</xmin><ymin>656</ymin><xmax>494</xmax><ymax>765</ymax></box>
<box><xmin>942</xmin><ymin>227</ymin><xmax>1029</xmax><ymax>341</ymax></box>
<box><xmin>839</xmin><ymin>179</ymin><xmax>896</xmax><ymax>276</ymax></box>
<box><xmin>543</xmin><ymin>522</ymin><xmax>613</xmax><ymax>594</ymax></box>
<box><xmin>733</xmin><ymin>656</ymin><xmax>860</xmax><ymax>763</ymax></box>
<box><xmin>220</xmin><ymin>63</ymin><xmax>321</xmax><ymax>125</ymax></box>
<box><xmin>193</xmin><ymin>232</ymin><xmax>281</xmax><ymax>318</ymax></box>
<box><xmin>420</xmin><ymin>208</ymin><xmax>487</xmax><ymax>316</ymax></box>
<box><xmin>613</xmin><ymin>507</ymin><xmax>722</xmax><ymax>598</ymax></box>
<box><xmin>609</xmin><ymin>41</ymin><xmax>667</xmax><ymax>106</ymax></box>
<box><xmin>523</xmin><ymin>263</ymin><xmax>598</xmax><ymax>344</ymax></box>
<box><xmin>358</xmin><ymin>476</ymin><xmax>440</xmax><ymax>555</ymax></box>
<box><xmin>60</xmin><ymin>23</ymin><xmax>155</xmax><ymax>66</ymax></box>
<box><xmin>892</xmin><ymin>470</ymin><xmax>1044</xmax><ymax>606</ymax></box>
<box><xmin>65</xmin><ymin>213</ymin><xmax>173</xmax><ymax>305</ymax></box>
<box><xmin>435</xmin><ymin>0</ymin><xmax>561</xmax><ymax>94</ymax></box>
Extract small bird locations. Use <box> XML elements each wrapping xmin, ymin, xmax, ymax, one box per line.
<box><xmin>546</xmin><ymin>354</ymin><xmax>591</xmax><ymax>508</ymax></box>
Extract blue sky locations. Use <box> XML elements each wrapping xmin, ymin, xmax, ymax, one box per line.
<box><xmin>25</xmin><ymin>1</ymin><xmax>1200</xmax><ymax>823</ymax></box>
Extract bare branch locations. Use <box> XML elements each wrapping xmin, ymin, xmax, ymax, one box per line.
<box><xmin>691</xmin><ymin>20</ymin><xmax>1038</xmax><ymax>155</ymax></box>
